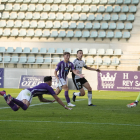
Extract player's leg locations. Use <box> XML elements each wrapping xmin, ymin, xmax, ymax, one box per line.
<box><xmin>83</xmin><ymin>82</ymin><xmax>96</xmax><ymax>106</ymax></box>
<box><xmin>127</xmin><ymin>92</ymin><xmax>140</xmax><ymax>108</ymax></box>
<box><xmin>55</xmin><ymin>87</ymin><xmax>61</xmax><ymax>95</ymax></box>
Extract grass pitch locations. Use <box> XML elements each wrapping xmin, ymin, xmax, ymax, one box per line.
<box><xmin>0</xmin><ymin>88</ymin><xmax>140</xmax><ymax>140</ymax></box>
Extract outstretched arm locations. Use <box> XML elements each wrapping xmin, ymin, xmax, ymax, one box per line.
<box><xmin>85</xmin><ymin>67</ymin><xmax>100</xmax><ymax>72</ymax></box>
<box><xmin>38</xmin><ymin>95</ymin><xmax>55</xmax><ymax>103</ymax></box>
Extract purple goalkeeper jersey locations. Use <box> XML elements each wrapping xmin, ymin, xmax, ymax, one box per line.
<box><xmin>27</xmin><ymin>83</ymin><xmax>56</xmax><ymax>97</ymax></box>
<box><xmin>55</xmin><ymin>61</ymin><xmax>74</xmax><ymax>80</ymax></box>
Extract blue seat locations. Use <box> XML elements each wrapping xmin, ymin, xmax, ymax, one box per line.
<box><xmin>69</xmin><ymin>23</ymin><xmax>76</xmax><ymax>29</ymax></box>
<box><xmin>117</xmin><ymin>23</ymin><xmax>124</xmax><ymax>29</ymax></box>
<box><xmin>98</xmin><ymin>6</ymin><xmax>105</xmax><ymax>12</ymax></box>
<box><xmin>123</xmin><ymin>32</ymin><xmax>130</xmax><ymax>38</ymax></box>
<box><xmin>4</xmin><ymin>55</ymin><xmax>10</xmax><ymax>63</ymax></box>
<box><xmin>82</xmin><ymin>31</ymin><xmax>90</xmax><ymax>38</ymax></box>
<box><xmin>31</xmin><ymin>48</ymin><xmax>38</xmax><ymax>53</ymax></box>
<box><xmin>127</xmin><ymin>14</ymin><xmax>135</xmax><ymax>21</ymax></box>
<box><xmin>72</xmin><ymin>48</ymin><xmax>79</xmax><ymax>54</ymax></box>
<box><xmin>116</xmin><ymin>0</ymin><xmax>123</xmax><ymax>4</ymax></box>
<box><xmin>66</xmin><ymin>31</ymin><xmax>74</xmax><ymax>37</ymax></box>
<box><xmin>51</xmin><ymin>31</ymin><xmax>58</xmax><ymax>37</ymax></box>
<box><xmin>77</xmin><ymin>23</ymin><xmax>84</xmax><ymax>29</ymax></box>
<box><xmin>56</xmin><ymin>48</ymin><xmax>63</xmax><ymax>54</ymax></box>
<box><xmin>48</xmin><ymin>48</ymin><xmax>55</xmax><ymax>53</ymax></box>
<box><xmin>132</xmin><ymin>0</ymin><xmax>139</xmax><ymax>4</ymax></box>
<box><xmin>106</xmin><ymin>6</ymin><xmax>113</xmax><ymax>12</ymax></box>
<box><xmin>125</xmin><ymin>23</ymin><xmax>132</xmax><ymax>30</ymax></box>
<box><xmin>44</xmin><ymin>57</ymin><xmax>51</xmax><ymax>63</ymax></box>
<box><xmin>36</xmin><ymin>57</ymin><xmax>43</xmax><ymax>63</ymax></box>
<box><xmin>52</xmin><ymin>56</ymin><xmax>60</xmax><ymax>64</ymax></box>
<box><xmin>6</xmin><ymin>47</ymin><xmax>14</xmax><ymax>53</ymax></box>
<box><xmin>129</xmin><ymin>6</ymin><xmax>137</xmax><ymax>13</ymax></box>
<box><xmin>90</xmin><ymin>31</ymin><xmax>98</xmax><ymax>38</ymax></box>
<box><xmin>122</xmin><ymin>6</ymin><xmax>129</xmax><ymax>13</ymax></box>
<box><xmin>115</xmin><ymin>32</ymin><xmax>122</xmax><ymax>38</ymax></box>
<box><xmin>19</xmin><ymin>56</ymin><xmax>27</xmax><ymax>63</ymax></box>
<box><xmin>58</xmin><ymin>31</ymin><xmax>66</xmax><ymax>37</ymax></box>
<box><xmin>87</xmin><ymin>14</ymin><xmax>95</xmax><ymax>21</ymax></box>
<box><xmin>0</xmin><ymin>47</ymin><xmax>5</xmax><ymax>53</ymax></box>
<box><xmin>101</xmin><ymin>23</ymin><xmax>108</xmax><ymax>29</ymax></box>
<box><xmin>11</xmin><ymin>55</ymin><xmax>18</xmax><ymax>63</ymax></box>
<box><xmin>85</xmin><ymin>23</ymin><xmax>92</xmax><ymax>29</ymax></box>
<box><xmin>98</xmin><ymin>32</ymin><xmax>106</xmax><ymax>38</ymax></box>
<box><xmin>111</xmin><ymin>14</ymin><xmax>119</xmax><ymax>21</ymax></box>
<box><xmin>108</xmin><ymin>0</ymin><xmax>115</xmax><ymax>4</ymax></box>
<box><xmin>27</xmin><ymin>57</ymin><xmax>35</xmax><ymax>63</ymax></box>
<box><xmin>113</xmin><ymin>6</ymin><xmax>121</xmax><ymax>13</ymax></box>
<box><xmin>15</xmin><ymin>47</ymin><xmax>22</xmax><ymax>53</ymax></box>
<box><xmin>64</xmin><ymin>48</ymin><xmax>71</xmax><ymax>53</ymax></box>
<box><xmin>103</xmin><ymin>14</ymin><xmax>111</xmax><ymax>21</ymax></box>
<box><xmin>106</xmin><ymin>31</ymin><xmax>114</xmax><ymax>38</ymax></box>
<box><xmin>124</xmin><ymin>0</ymin><xmax>131</xmax><ymax>4</ymax></box>
<box><xmin>0</xmin><ymin>56</ymin><xmax>2</xmax><ymax>62</ymax></box>
<box><xmin>119</xmin><ymin>14</ymin><xmax>127</xmax><ymax>21</ymax></box>
<box><xmin>93</xmin><ymin>23</ymin><xmax>100</xmax><ymax>29</ymax></box>
<box><xmin>74</xmin><ymin>31</ymin><xmax>82</xmax><ymax>38</ymax></box>
<box><xmin>109</xmin><ymin>23</ymin><xmax>116</xmax><ymax>29</ymax></box>
<box><xmin>39</xmin><ymin>48</ymin><xmax>47</xmax><ymax>53</ymax></box>
<box><xmin>95</xmin><ymin>14</ymin><xmax>102</xmax><ymax>21</ymax></box>
<box><xmin>23</xmin><ymin>47</ymin><xmax>30</xmax><ymax>53</ymax></box>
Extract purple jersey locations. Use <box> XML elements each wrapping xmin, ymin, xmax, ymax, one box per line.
<box><xmin>27</xmin><ymin>83</ymin><xmax>56</xmax><ymax>97</ymax></box>
<box><xmin>55</xmin><ymin>61</ymin><xmax>74</xmax><ymax>80</ymax></box>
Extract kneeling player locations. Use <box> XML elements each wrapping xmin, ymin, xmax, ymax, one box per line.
<box><xmin>0</xmin><ymin>76</ymin><xmax>72</xmax><ymax>111</ymax></box>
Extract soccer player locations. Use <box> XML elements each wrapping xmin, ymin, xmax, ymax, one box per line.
<box><xmin>72</xmin><ymin>50</ymin><xmax>100</xmax><ymax>106</ymax></box>
<box><xmin>127</xmin><ymin>93</ymin><xmax>140</xmax><ymax>108</ymax></box>
<box><xmin>0</xmin><ymin>76</ymin><xmax>72</xmax><ymax>111</ymax></box>
<box><xmin>54</xmin><ymin>52</ymin><xmax>84</xmax><ymax>107</ymax></box>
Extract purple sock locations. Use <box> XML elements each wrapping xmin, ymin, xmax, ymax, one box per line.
<box><xmin>65</xmin><ymin>91</ymin><xmax>70</xmax><ymax>104</ymax></box>
<box><xmin>12</xmin><ymin>98</ymin><xmax>28</xmax><ymax>110</ymax></box>
<box><xmin>4</xmin><ymin>96</ymin><xmax>18</xmax><ymax>111</ymax></box>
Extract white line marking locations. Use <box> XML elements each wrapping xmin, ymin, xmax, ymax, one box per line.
<box><xmin>0</xmin><ymin>120</ymin><xmax>140</xmax><ymax>127</ymax></box>
<box><xmin>0</xmin><ymin>99</ymin><xmax>86</xmax><ymax>110</ymax></box>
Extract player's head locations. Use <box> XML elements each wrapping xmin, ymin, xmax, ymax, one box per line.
<box><xmin>77</xmin><ymin>50</ymin><xmax>83</xmax><ymax>59</ymax></box>
<box><xmin>44</xmin><ymin>76</ymin><xmax>52</xmax><ymax>86</ymax></box>
<box><xmin>63</xmin><ymin>52</ymin><xmax>70</xmax><ymax>62</ymax></box>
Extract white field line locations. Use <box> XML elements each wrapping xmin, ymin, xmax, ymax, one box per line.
<box><xmin>0</xmin><ymin>120</ymin><xmax>140</xmax><ymax>127</ymax></box>
<box><xmin>0</xmin><ymin>99</ymin><xmax>86</xmax><ymax>110</ymax></box>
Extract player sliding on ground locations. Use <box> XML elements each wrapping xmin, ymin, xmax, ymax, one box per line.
<box><xmin>72</xmin><ymin>50</ymin><xmax>100</xmax><ymax>106</ymax></box>
<box><xmin>54</xmin><ymin>52</ymin><xmax>84</xmax><ymax>107</ymax></box>
<box><xmin>127</xmin><ymin>92</ymin><xmax>140</xmax><ymax>108</ymax></box>
<box><xmin>0</xmin><ymin>76</ymin><xmax>72</xmax><ymax>111</ymax></box>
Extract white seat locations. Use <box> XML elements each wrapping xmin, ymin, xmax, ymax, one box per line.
<box><xmin>106</xmin><ymin>49</ymin><xmax>113</xmax><ymax>55</ymax></box>
<box><xmin>56</xmin><ymin>13</ymin><xmax>63</xmax><ymax>20</ymax></box>
<box><xmin>46</xmin><ymin>21</ymin><xmax>53</xmax><ymax>28</ymax></box>
<box><xmin>31</xmin><ymin>0</ymin><xmax>38</xmax><ymax>3</ymax></box>
<box><xmin>0</xmin><ymin>29</ymin><xmax>3</xmax><ymax>36</ymax></box>
<box><xmin>20</xmin><ymin>4</ymin><xmax>28</xmax><ymax>11</ymax></box>
<box><xmin>42</xmin><ymin>30</ymin><xmax>50</xmax><ymax>37</ymax></box>
<box><xmin>11</xmin><ymin>29</ymin><xmax>18</xmax><ymax>36</ymax></box>
<box><xmin>2</xmin><ymin>12</ymin><xmax>9</xmax><ymax>19</ymax></box>
<box><xmin>46</xmin><ymin>0</ymin><xmax>53</xmax><ymax>3</ymax></box>
<box><xmin>67</xmin><ymin>5</ymin><xmax>74</xmax><ymax>12</ymax></box>
<box><xmin>72</xmin><ymin>13</ymin><xmax>79</xmax><ymax>20</ymax></box>
<box><xmin>90</xmin><ymin>5</ymin><xmax>97</xmax><ymax>12</ymax></box>
<box><xmin>18</xmin><ymin>12</ymin><xmax>25</xmax><ymax>19</ymax></box>
<box><xmin>0</xmin><ymin>20</ymin><xmax>6</xmax><ymax>28</ymax></box>
<box><xmin>69</xmin><ymin>0</ymin><xmax>76</xmax><ymax>3</ymax></box>
<box><xmin>61</xmin><ymin>21</ymin><xmax>68</xmax><ymax>28</ymax></box>
<box><xmin>44</xmin><ymin>4</ymin><xmax>51</xmax><ymax>11</ymax></box>
<box><xmin>38</xmin><ymin>0</ymin><xmax>46</xmax><ymax>3</ymax></box>
<box><xmin>28</xmin><ymin>4</ymin><xmax>36</xmax><ymax>11</ymax></box>
<box><xmin>0</xmin><ymin>5</ymin><xmax>5</xmax><ymax>11</ymax></box>
<box><xmin>16</xmin><ymin>0</ymin><xmax>24</xmax><ymax>2</ymax></box>
<box><xmin>10</xmin><ymin>12</ymin><xmax>17</xmax><ymax>19</ymax></box>
<box><xmin>38</xmin><ymin>21</ymin><xmax>45</xmax><ymax>28</ymax></box>
<box><xmin>30</xmin><ymin>21</ymin><xmax>37</xmax><ymax>28</ymax></box>
<box><xmin>25</xmin><ymin>12</ymin><xmax>33</xmax><ymax>19</ymax></box>
<box><xmin>80</xmin><ymin>14</ymin><xmax>87</xmax><ymax>20</ymax></box>
<box><xmin>34</xmin><ymin>29</ymin><xmax>42</xmax><ymax>37</ymax></box>
<box><xmin>19</xmin><ymin>29</ymin><xmax>26</xmax><ymax>36</ymax></box>
<box><xmin>59</xmin><ymin>5</ymin><xmax>66</xmax><ymax>12</ymax></box>
<box><xmin>40</xmin><ymin>13</ymin><xmax>48</xmax><ymax>20</ymax></box>
<box><xmin>23</xmin><ymin>0</ymin><xmax>31</xmax><ymax>3</ymax></box>
<box><xmin>85</xmin><ymin>0</ymin><xmax>92</xmax><ymax>3</ymax></box>
<box><xmin>27</xmin><ymin>29</ymin><xmax>34</xmax><ymax>37</ymax></box>
<box><xmin>103</xmin><ymin>58</ymin><xmax>111</xmax><ymax>65</ymax></box>
<box><xmin>5</xmin><ymin>4</ymin><xmax>12</xmax><ymax>11</ymax></box>
<box><xmin>48</xmin><ymin>13</ymin><xmax>56</xmax><ymax>20</ymax></box>
<box><xmin>7</xmin><ymin>20</ymin><xmax>14</xmax><ymax>28</ymax></box>
<box><xmin>53</xmin><ymin>21</ymin><xmax>60</xmax><ymax>28</ymax></box>
<box><xmin>61</xmin><ymin>0</ymin><xmax>69</xmax><ymax>3</ymax></box>
<box><xmin>51</xmin><ymin>30</ymin><xmax>58</xmax><ymax>37</ymax></box>
<box><xmin>98</xmin><ymin>49</ymin><xmax>105</xmax><ymax>55</ymax></box>
<box><xmin>3</xmin><ymin>29</ymin><xmax>11</xmax><ymax>36</ymax></box>
<box><xmin>9</xmin><ymin>0</ymin><xmax>16</xmax><ymax>2</ymax></box>
<box><xmin>51</xmin><ymin>5</ymin><xmax>58</xmax><ymax>12</ymax></box>
<box><xmin>64</xmin><ymin>13</ymin><xmax>71</xmax><ymax>20</ymax></box>
<box><xmin>82</xmin><ymin>5</ymin><xmax>89</xmax><ymax>12</ymax></box>
<box><xmin>77</xmin><ymin>0</ymin><xmax>84</xmax><ymax>3</ymax></box>
<box><xmin>14</xmin><ymin>20</ymin><xmax>22</xmax><ymax>28</ymax></box>
<box><xmin>54</xmin><ymin>0</ymin><xmax>61</xmax><ymax>3</ymax></box>
<box><xmin>33</xmin><ymin>13</ymin><xmax>40</xmax><ymax>20</ymax></box>
<box><xmin>74</xmin><ymin>5</ymin><xmax>81</xmax><ymax>12</ymax></box>
<box><xmin>36</xmin><ymin>4</ymin><xmax>43</xmax><ymax>11</ymax></box>
<box><xmin>13</xmin><ymin>4</ymin><xmax>20</xmax><ymax>11</ymax></box>
<box><xmin>22</xmin><ymin>21</ymin><xmax>30</xmax><ymax>28</ymax></box>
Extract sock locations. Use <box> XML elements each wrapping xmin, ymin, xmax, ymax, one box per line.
<box><xmin>135</xmin><ymin>93</ymin><xmax>140</xmax><ymax>102</ymax></box>
<box><xmin>65</xmin><ymin>91</ymin><xmax>70</xmax><ymax>104</ymax></box>
<box><xmin>74</xmin><ymin>92</ymin><xmax>81</xmax><ymax>96</ymax></box>
<box><xmin>12</xmin><ymin>98</ymin><xmax>28</xmax><ymax>110</ymax></box>
<box><xmin>4</xmin><ymin>96</ymin><xmax>18</xmax><ymax>111</ymax></box>
<box><xmin>88</xmin><ymin>91</ymin><xmax>92</xmax><ymax>105</ymax></box>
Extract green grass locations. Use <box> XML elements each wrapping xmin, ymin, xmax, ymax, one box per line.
<box><xmin>0</xmin><ymin>88</ymin><xmax>140</xmax><ymax>140</ymax></box>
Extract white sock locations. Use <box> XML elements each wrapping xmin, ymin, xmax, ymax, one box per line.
<box><xmin>88</xmin><ymin>91</ymin><xmax>92</xmax><ymax>105</ymax></box>
<box><xmin>74</xmin><ymin>92</ymin><xmax>81</xmax><ymax>96</ymax></box>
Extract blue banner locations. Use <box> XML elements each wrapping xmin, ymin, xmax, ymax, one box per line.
<box><xmin>19</xmin><ymin>75</ymin><xmax>57</xmax><ymax>89</ymax></box>
<box><xmin>0</xmin><ymin>68</ymin><xmax>4</xmax><ymax>88</ymax></box>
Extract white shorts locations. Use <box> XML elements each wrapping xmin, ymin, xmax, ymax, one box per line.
<box><xmin>16</xmin><ymin>89</ymin><xmax>32</xmax><ymax>103</ymax></box>
<box><xmin>56</xmin><ymin>78</ymin><xmax>67</xmax><ymax>88</ymax></box>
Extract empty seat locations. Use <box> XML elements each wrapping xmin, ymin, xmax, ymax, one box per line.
<box><xmin>42</xmin><ymin>30</ymin><xmax>50</xmax><ymax>37</ymax></box>
<box><xmin>101</xmin><ymin>23</ymin><xmax>108</xmax><ymax>29</ymax></box>
<box><xmin>92</xmin><ymin>0</ymin><xmax>99</xmax><ymax>4</ymax></box>
<box><xmin>30</xmin><ymin>21</ymin><xmax>37</xmax><ymax>28</ymax></box>
<box><xmin>85</xmin><ymin>0</ymin><xmax>92</xmax><ymax>3</ymax></box>
<box><xmin>36</xmin><ymin>57</ymin><xmax>43</xmax><ymax>63</ymax></box>
<box><xmin>106</xmin><ymin>31</ymin><xmax>114</xmax><ymax>38</ymax></box>
<box><xmin>33</xmin><ymin>13</ymin><xmax>40</xmax><ymax>20</ymax></box>
<box><xmin>19</xmin><ymin>29</ymin><xmax>26</xmax><ymax>36</ymax></box>
<box><xmin>87</xmin><ymin>14</ymin><xmax>95</xmax><ymax>20</ymax></box>
<box><xmin>18</xmin><ymin>12</ymin><xmax>25</xmax><ymax>19</ymax></box>
<box><xmin>111</xmin><ymin>14</ymin><xmax>119</xmax><ymax>21</ymax></box>
<box><xmin>23</xmin><ymin>0</ymin><xmax>31</xmax><ymax>3</ymax></box>
<box><xmin>125</xmin><ymin>23</ymin><xmax>132</xmax><ymax>29</ymax></box>
<box><xmin>64</xmin><ymin>48</ymin><xmax>71</xmax><ymax>53</ymax></box>
<box><xmin>113</xmin><ymin>6</ymin><xmax>121</xmax><ymax>12</ymax></box>
<box><xmin>56</xmin><ymin>13</ymin><xmax>63</xmax><ymax>20</ymax></box>
<box><xmin>98</xmin><ymin>49</ymin><xmax>105</xmax><ymax>55</ymax></box>
<box><xmin>123</xmin><ymin>32</ymin><xmax>130</xmax><ymax>38</ymax></box>
<box><xmin>106</xmin><ymin>6</ymin><xmax>113</xmax><ymax>12</ymax></box>
<box><xmin>72</xmin><ymin>13</ymin><xmax>79</xmax><ymax>20</ymax></box>
<box><xmin>122</xmin><ymin>6</ymin><xmax>129</xmax><ymax>12</ymax></box>
<box><xmin>6</xmin><ymin>20</ymin><xmax>14</xmax><ymax>28</ymax></box>
<box><xmin>109</xmin><ymin>23</ymin><xmax>116</xmax><ymax>29</ymax></box>
<box><xmin>94</xmin><ymin>58</ymin><xmax>102</xmax><ymax>65</ymax></box>
<box><xmin>52</xmin><ymin>56</ymin><xmax>60</xmax><ymax>64</ymax></box>
<box><xmin>117</xmin><ymin>23</ymin><xmax>124</xmax><ymax>29</ymax></box>
<box><xmin>111</xmin><ymin>58</ymin><xmax>119</xmax><ymax>65</ymax></box>
<box><xmin>86</xmin><ymin>58</ymin><xmax>94</xmax><ymax>65</ymax></box>
<box><xmin>80</xmin><ymin>14</ymin><xmax>87</xmax><ymax>20</ymax></box>
<box><xmin>98</xmin><ymin>6</ymin><xmax>105</xmax><ymax>12</ymax></box>
<box><xmin>31</xmin><ymin>48</ymin><xmax>38</xmax><ymax>53</ymax></box>
<box><xmin>0</xmin><ymin>20</ymin><xmax>6</xmax><ymax>28</ymax></box>
<box><xmin>90</xmin><ymin>5</ymin><xmax>97</xmax><ymax>12</ymax></box>
<box><xmin>77</xmin><ymin>22</ymin><xmax>84</xmax><ymax>29</ymax></box>
<box><xmin>74</xmin><ymin>31</ymin><xmax>82</xmax><ymax>38</ymax></box>
<box><xmin>3</xmin><ymin>29</ymin><xmax>11</xmax><ymax>36</ymax></box>
<box><xmin>36</xmin><ymin>4</ymin><xmax>43</xmax><ymax>11</ymax></box>
<box><xmin>103</xmin><ymin>14</ymin><xmax>111</xmax><ymax>21</ymax></box>
<box><xmin>74</xmin><ymin>5</ymin><xmax>82</xmax><ymax>12</ymax></box>
<box><xmin>20</xmin><ymin>4</ymin><xmax>28</xmax><ymax>11</ymax></box>
<box><xmin>93</xmin><ymin>23</ymin><xmax>100</xmax><ymax>29</ymax></box>
<box><xmin>132</xmin><ymin>0</ymin><xmax>139</xmax><ymax>4</ymax></box>
<box><xmin>0</xmin><ymin>29</ymin><xmax>2</xmax><ymax>36</ymax></box>
<box><xmin>77</xmin><ymin>0</ymin><xmax>84</xmax><ymax>3</ymax></box>
<box><xmin>22</xmin><ymin>21</ymin><xmax>30</xmax><ymax>28</ymax></box>
<box><xmin>48</xmin><ymin>48</ymin><xmax>55</xmax><ymax>53</ymax></box>
<box><xmin>67</xmin><ymin>5</ymin><xmax>74</xmax><ymax>12</ymax></box>
<box><xmin>19</xmin><ymin>56</ymin><xmax>27</xmax><ymax>63</ymax></box>
<box><xmin>48</xmin><ymin>13</ymin><xmax>56</xmax><ymax>20</ymax></box>
<box><xmin>2</xmin><ymin>12</ymin><xmax>9</xmax><ymax>19</ymax></box>
<box><xmin>114</xmin><ymin>49</ymin><xmax>122</xmax><ymax>55</ymax></box>
<box><xmin>46</xmin><ymin>21</ymin><xmax>53</xmax><ymax>28</ymax></box>
<box><xmin>106</xmin><ymin>49</ymin><xmax>113</xmax><ymax>55</ymax></box>
<box><xmin>129</xmin><ymin>6</ymin><xmax>137</xmax><ymax>12</ymax></box>
<box><xmin>116</xmin><ymin>0</ymin><xmax>123</xmax><ymax>4</ymax></box>
<box><xmin>69</xmin><ymin>0</ymin><xmax>76</xmax><ymax>3</ymax></box>
<box><xmin>115</xmin><ymin>32</ymin><xmax>122</xmax><ymax>38</ymax></box>
<box><xmin>34</xmin><ymin>30</ymin><xmax>42</xmax><ymax>37</ymax></box>
<box><xmin>46</xmin><ymin>0</ymin><xmax>53</xmax><ymax>3</ymax></box>
<box><xmin>26</xmin><ymin>29</ymin><xmax>34</xmax><ymax>36</ymax></box>
<box><xmin>39</xmin><ymin>48</ymin><xmax>47</xmax><ymax>53</ymax></box>
<box><xmin>16</xmin><ymin>0</ymin><xmax>24</xmax><ymax>2</ymax></box>
<box><xmin>119</xmin><ymin>14</ymin><xmax>127</xmax><ymax>21</ymax></box>
<box><xmin>95</xmin><ymin>14</ymin><xmax>102</xmax><ymax>20</ymax></box>
<box><xmin>61</xmin><ymin>22</ymin><xmax>68</xmax><ymax>29</ymax></box>
<box><xmin>51</xmin><ymin>4</ymin><xmax>58</xmax><ymax>12</ymax></box>
<box><xmin>27</xmin><ymin>57</ymin><xmax>35</xmax><ymax>63</ymax></box>
<box><xmin>82</xmin><ymin>5</ymin><xmax>89</xmax><ymax>12</ymax></box>
<box><xmin>53</xmin><ymin>21</ymin><xmax>61</xmax><ymax>28</ymax></box>
<box><xmin>25</xmin><ymin>12</ymin><xmax>33</xmax><ymax>19</ymax></box>
<box><xmin>72</xmin><ymin>48</ymin><xmax>79</xmax><ymax>54</ymax></box>
<box><xmin>4</xmin><ymin>56</ymin><xmax>10</xmax><ymax>63</ymax></box>
<box><xmin>23</xmin><ymin>47</ymin><xmax>30</xmax><ymax>53</ymax></box>
<box><xmin>81</xmin><ymin>48</ymin><xmax>88</xmax><ymax>54</ymax></box>
<box><xmin>5</xmin><ymin>4</ymin><xmax>12</xmax><ymax>11</ymax></box>
<box><xmin>44</xmin><ymin>4</ymin><xmax>51</xmax><ymax>11</ymax></box>
<box><xmin>11</xmin><ymin>55</ymin><xmax>18</xmax><ymax>63</ymax></box>
<box><xmin>31</xmin><ymin>0</ymin><xmax>39</xmax><ymax>3</ymax></box>
<box><xmin>100</xmin><ymin>0</ymin><xmax>107</xmax><ymax>4</ymax></box>
<box><xmin>90</xmin><ymin>31</ymin><xmax>98</xmax><ymax>38</ymax></box>
<box><xmin>66</xmin><ymin>31</ymin><xmax>74</xmax><ymax>37</ymax></box>
<box><xmin>0</xmin><ymin>47</ymin><xmax>6</xmax><ymax>53</ymax></box>
<box><xmin>58</xmin><ymin>31</ymin><xmax>66</xmax><ymax>37</ymax></box>
<box><xmin>10</xmin><ymin>12</ymin><xmax>17</xmax><ymax>19</ymax></box>
<box><xmin>69</xmin><ymin>22</ymin><xmax>77</xmax><ymax>29</ymax></box>
<box><xmin>85</xmin><ymin>23</ymin><xmax>92</xmax><ymax>29</ymax></box>
<box><xmin>14</xmin><ymin>20</ymin><xmax>22</xmax><ymax>28</ymax></box>
<box><xmin>50</xmin><ymin>31</ymin><xmax>58</xmax><ymax>37</ymax></box>
<box><xmin>103</xmin><ymin>58</ymin><xmax>111</xmax><ymax>65</ymax></box>
<box><xmin>82</xmin><ymin>31</ymin><xmax>90</xmax><ymax>38</ymax></box>
<box><xmin>28</xmin><ymin>4</ymin><xmax>36</xmax><ymax>11</ymax></box>
<box><xmin>127</xmin><ymin>14</ymin><xmax>135</xmax><ymax>21</ymax></box>
<box><xmin>15</xmin><ymin>47</ymin><xmax>22</xmax><ymax>53</ymax></box>
<box><xmin>124</xmin><ymin>0</ymin><xmax>131</xmax><ymax>4</ymax></box>
<box><xmin>44</xmin><ymin>57</ymin><xmax>51</xmax><ymax>63</ymax></box>
<box><xmin>64</xmin><ymin>13</ymin><xmax>71</xmax><ymax>20</ymax></box>
<box><xmin>40</xmin><ymin>13</ymin><xmax>48</xmax><ymax>20</ymax></box>
<box><xmin>108</xmin><ymin>0</ymin><xmax>115</xmax><ymax>4</ymax></box>
<box><xmin>89</xmin><ymin>48</ymin><xmax>96</xmax><ymax>54</ymax></box>
<box><xmin>62</xmin><ymin>0</ymin><xmax>69</xmax><ymax>3</ymax></box>
<box><xmin>56</xmin><ymin>48</ymin><xmax>63</xmax><ymax>53</ymax></box>
<box><xmin>0</xmin><ymin>5</ymin><xmax>5</xmax><ymax>11</ymax></box>
<box><xmin>54</xmin><ymin>0</ymin><xmax>61</xmax><ymax>3</ymax></box>
<box><xmin>11</xmin><ymin>29</ymin><xmax>19</xmax><ymax>36</ymax></box>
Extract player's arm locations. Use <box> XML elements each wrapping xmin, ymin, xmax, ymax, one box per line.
<box><xmin>85</xmin><ymin>66</ymin><xmax>100</xmax><ymax>72</ymax></box>
<box><xmin>38</xmin><ymin>95</ymin><xmax>55</xmax><ymax>103</ymax></box>
<box><xmin>54</xmin><ymin>63</ymin><xmax>60</xmax><ymax>81</ymax></box>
